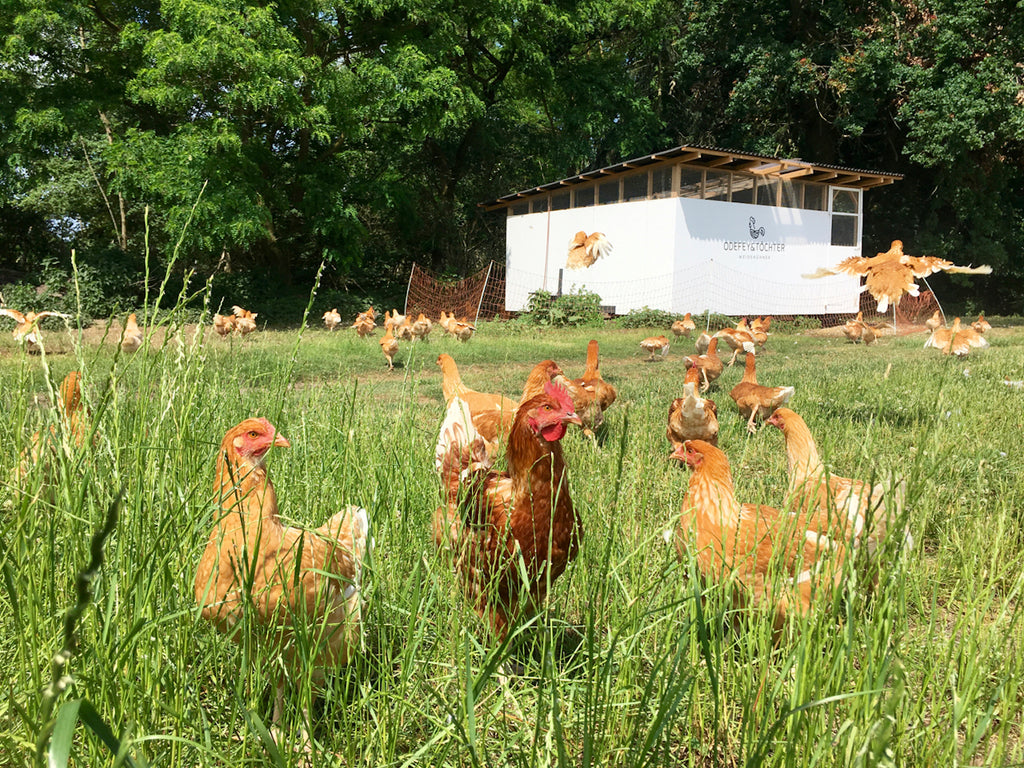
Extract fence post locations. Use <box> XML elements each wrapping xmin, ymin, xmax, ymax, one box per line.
<box><xmin>404</xmin><ymin>263</ymin><xmax>416</xmax><ymax>315</ymax></box>
<box><xmin>474</xmin><ymin>261</ymin><xmax>493</xmax><ymax>325</ymax></box>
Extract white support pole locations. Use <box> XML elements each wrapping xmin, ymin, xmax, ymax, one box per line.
<box><xmin>404</xmin><ymin>263</ymin><xmax>416</xmax><ymax>315</ymax></box>
<box><xmin>921</xmin><ymin>276</ymin><xmax>945</xmax><ymax>325</ymax></box>
<box><xmin>474</xmin><ymin>261</ymin><xmax>493</xmax><ymax>325</ymax></box>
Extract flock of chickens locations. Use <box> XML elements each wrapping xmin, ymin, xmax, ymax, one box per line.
<box><xmin>323</xmin><ymin>306</ymin><xmax>476</xmax><ymax>369</ymax></box>
<box><xmin>10</xmin><ymin>295</ymin><xmax>992</xmax><ymax>741</ymax></box>
<box><xmin>428</xmin><ymin>314</ymin><xmax>916</xmax><ymax>652</ymax></box>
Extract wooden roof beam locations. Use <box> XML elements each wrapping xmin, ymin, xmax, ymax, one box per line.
<box><xmin>854</xmin><ymin>177</ymin><xmax>892</xmax><ymax>189</ymax></box>
<box><xmin>779</xmin><ymin>167</ymin><xmax>814</xmax><ymax>180</ymax></box>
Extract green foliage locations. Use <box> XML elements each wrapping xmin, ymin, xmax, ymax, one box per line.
<box><xmin>1</xmin><ymin>0</ymin><xmax>1022</xmax><ymax>311</ymax></box>
<box><xmin>617</xmin><ymin>306</ymin><xmax>679</xmax><ymax>329</ymax></box>
<box><xmin>0</xmin><ymin>256</ymin><xmax>125</xmax><ymax>324</ymax></box>
<box><xmin>770</xmin><ymin>315</ymin><xmax>823</xmax><ymax>332</ymax></box>
<box><xmin>519</xmin><ymin>288</ymin><xmax>605</xmax><ymax>327</ymax></box>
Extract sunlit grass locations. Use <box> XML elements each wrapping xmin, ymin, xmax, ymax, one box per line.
<box><xmin>1</xmin><ymin>314</ymin><xmax>1023</xmax><ymax>766</ymax></box>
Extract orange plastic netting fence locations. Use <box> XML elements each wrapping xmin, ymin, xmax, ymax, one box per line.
<box><xmin>405</xmin><ymin>262</ymin><xmax>507</xmax><ymax>322</ymax></box>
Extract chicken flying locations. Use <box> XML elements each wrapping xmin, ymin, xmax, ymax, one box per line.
<box><xmin>804</xmin><ymin>239</ymin><xmax>992</xmax><ymax>312</ymax></box>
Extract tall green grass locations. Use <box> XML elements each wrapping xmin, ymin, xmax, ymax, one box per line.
<box><xmin>2</xmin><ymin>308</ymin><xmax>1023</xmax><ymax>766</ymax></box>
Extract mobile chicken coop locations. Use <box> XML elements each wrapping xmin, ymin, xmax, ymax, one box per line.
<box><xmin>480</xmin><ymin>145</ymin><xmax>903</xmax><ymax>316</ymax></box>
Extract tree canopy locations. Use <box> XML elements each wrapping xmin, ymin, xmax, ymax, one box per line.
<box><xmin>1</xmin><ymin>0</ymin><xmax>1021</xmax><ymax>315</ymax></box>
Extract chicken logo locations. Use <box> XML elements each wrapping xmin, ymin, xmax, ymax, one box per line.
<box><xmin>748</xmin><ymin>217</ymin><xmax>766</xmax><ymax>239</ymax></box>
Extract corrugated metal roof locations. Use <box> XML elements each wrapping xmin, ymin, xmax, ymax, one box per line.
<box><xmin>480</xmin><ymin>143</ymin><xmax>903</xmax><ymax>209</ymax></box>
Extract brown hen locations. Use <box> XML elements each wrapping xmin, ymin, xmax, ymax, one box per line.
<box><xmin>434</xmin><ymin>383</ymin><xmax>582</xmax><ymax>639</ymax></box>
<box><xmin>194</xmin><ymin>418</ymin><xmax>369</xmax><ymax>724</ymax></box>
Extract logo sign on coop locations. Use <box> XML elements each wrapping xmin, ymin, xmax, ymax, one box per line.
<box><xmin>721</xmin><ymin>216</ymin><xmax>786</xmax><ymax>259</ymax></box>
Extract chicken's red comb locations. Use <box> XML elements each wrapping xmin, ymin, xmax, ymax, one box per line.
<box><xmin>543</xmin><ymin>380</ymin><xmax>575</xmax><ymax>412</ymax></box>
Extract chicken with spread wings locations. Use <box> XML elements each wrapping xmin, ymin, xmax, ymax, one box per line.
<box><xmin>231</xmin><ymin>305</ymin><xmax>258</xmax><ymax>336</ymax></box>
<box><xmin>566</xmin><ymin>231</ymin><xmax>613</xmax><ymax>270</ymax></box>
<box><xmin>804</xmin><ymin>239</ymin><xmax>992</xmax><ymax>312</ymax></box>
<box><xmin>195</xmin><ymin>418</ymin><xmax>369</xmax><ymax>725</ymax></box>
<box><xmin>0</xmin><ymin>308</ymin><xmax>70</xmax><ymax>349</ymax></box>
<box><xmin>434</xmin><ymin>383</ymin><xmax>582</xmax><ymax>639</ymax></box>
<box><xmin>924</xmin><ymin>316</ymin><xmax>989</xmax><ymax>356</ymax></box>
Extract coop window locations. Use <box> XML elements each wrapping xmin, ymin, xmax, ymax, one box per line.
<box><xmin>551</xmin><ymin>191</ymin><xmax>570</xmax><ymax>210</ymax></box>
<box><xmin>651</xmin><ymin>167</ymin><xmax>673</xmax><ymax>198</ymax></box>
<box><xmin>802</xmin><ymin>185</ymin><xmax>826</xmax><ymax>211</ymax></box>
<box><xmin>731</xmin><ymin>174</ymin><xmax>754</xmax><ymax>204</ymax></box>
<box><xmin>598</xmin><ymin>180</ymin><xmax>620</xmax><ymax>205</ymax></box>
<box><xmin>831</xmin><ymin>215</ymin><xmax>858</xmax><ymax>246</ymax></box>
<box><xmin>623</xmin><ymin>172</ymin><xmax>649</xmax><ymax>201</ymax></box>
<box><xmin>531</xmin><ymin>196</ymin><xmax>548</xmax><ymax>213</ymax></box>
<box><xmin>756</xmin><ymin>179</ymin><xmax>779</xmax><ymax>206</ymax></box>
<box><xmin>679</xmin><ymin>168</ymin><xmax>703</xmax><ymax>198</ymax></box>
<box><xmin>704</xmin><ymin>171</ymin><xmax>729</xmax><ymax>201</ymax></box>
<box><xmin>573</xmin><ymin>186</ymin><xmax>594</xmax><ymax>208</ymax></box>
<box><xmin>832</xmin><ymin>188</ymin><xmax>859</xmax><ymax>214</ymax></box>
<box><xmin>779</xmin><ymin>180</ymin><xmax>801</xmax><ymax>209</ymax></box>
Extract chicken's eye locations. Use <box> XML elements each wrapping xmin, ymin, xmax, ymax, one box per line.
<box><xmin>248</xmin><ymin>430</ymin><xmax>259</xmax><ymax>438</ymax></box>
<box><xmin>543</xmin><ymin>404</ymin><xmax>552</xmax><ymax>411</ymax></box>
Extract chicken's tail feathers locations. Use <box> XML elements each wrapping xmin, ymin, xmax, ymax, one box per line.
<box><xmin>588</xmin><ymin>233</ymin><xmax>614</xmax><ymax>261</ymax></box>
<box><xmin>435</xmin><ymin>397</ymin><xmax>492</xmax><ymax>501</ymax></box>
<box><xmin>435</xmin><ymin>397</ymin><xmax>478</xmax><ymax>471</ymax></box>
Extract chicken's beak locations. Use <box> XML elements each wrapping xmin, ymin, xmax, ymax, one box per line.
<box><xmin>563</xmin><ymin>411</ymin><xmax>583</xmax><ymax>427</ymax></box>
<box><xmin>669</xmin><ymin>443</ymin><xmax>688</xmax><ymax>462</ymax></box>
<box><xmin>272</xmin><ymin>432</ymin><xmax>291</xmax><ymax>449</ymax></box>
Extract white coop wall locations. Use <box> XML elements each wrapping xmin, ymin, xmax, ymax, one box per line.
<box><xmin>505</xmin><ymin>196</ymin><xmax>861</xmax><ymax>315</ymax></box>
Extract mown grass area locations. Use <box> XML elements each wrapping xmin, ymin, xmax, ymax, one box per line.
<box><xmin>2</xmin><ymin>314</ymin><xmax>1023</xmax><ymax>767</ymax></box>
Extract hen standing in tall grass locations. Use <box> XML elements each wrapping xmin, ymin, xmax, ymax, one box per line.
<box><xmin>434</xmin><ymin>383</ymin><xmax>582</xmax><ymax>640</ymax></box>
<box><xmin>120</xmin><ymin>312</ymin><xmax>144</xmax><ymax>353</ymax></box>
<box><xmin>673</xmin><ymin>439</ymin><xmax>845</xmax><ymax>634</ymax></box>
<box><xmin>195</xmin><ymin>418</ymin><xmax>369</xmax><ymax>726</ymax></box>
<box><xmin>766</xmin><ymin>408</ymin><xmax>910</xmax><ymax>563</ymax></box>
<box><xmin>14</xmin><ymin>371</ymin><xmax>91</xmax><ymax>502</ymax></box>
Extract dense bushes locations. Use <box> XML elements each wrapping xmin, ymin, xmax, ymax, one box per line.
<box><xmin>517</xmin><ymin>288</ymin><xmax>605</xmax><ymax>327</ymax></box>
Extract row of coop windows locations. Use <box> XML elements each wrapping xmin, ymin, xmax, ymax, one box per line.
<box><xmin>509</xmin><ymin>166</ymin><xmax>861</xmax><ymax>217</ymax></box>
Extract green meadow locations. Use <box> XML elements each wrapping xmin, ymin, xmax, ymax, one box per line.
<box><xmin>2</xmin><ymin>310</ymin><xmax>1024</xmax><ymax>767</ymax></box>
